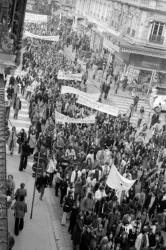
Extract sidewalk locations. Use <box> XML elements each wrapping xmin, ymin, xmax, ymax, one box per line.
<box><xmin>7</xmin><ymin>155</ymin><xmax>57</xmax><ymax>250</ymax></box>
<box><xmin>7</xmin><ymin>154</ymin><xmax>73</xmax><ymax>250</ymax></box>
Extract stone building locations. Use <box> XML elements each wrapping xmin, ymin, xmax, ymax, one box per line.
<box><xmin>74</xmin><ymin>0</ymin><xmax>166</xmax><ymax>87</ymax></box>
<box><xmin>0</xmin><ymin>1</ymin><xmax>27</xmax><ymax>249</ymax></box>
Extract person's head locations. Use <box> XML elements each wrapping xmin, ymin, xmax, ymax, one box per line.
<box><xmin>12</xmin><ymin>126</ymin><xmax>16</xmax><ymax>132</ymax></box>
<box><xmin>20</xmin><ymin>183</ymin><xmax>25</xmax><ymax>189</ymax></box>
<box><xmin>43</xmin><ymin>172</ymin><xmax>46</xmax><ymax>177</ymax></box>
<box><xmin>20</xmin><ymin>128</ymin><xmax>24</xmax><ymax>133</ymax></box>
<box><xmin>87</xmin><ymin>192</ymin><xmax>93</xmax><ymax>199</ymax></box>
<box><xmin>8</xmin><ymin>175</ymin><xmax>13</xmax><ymax>181</ymax></box>
<box><xmin>87</xmin><ymin>158</ymin><xmax>91</xmax><ymax>165</ymax></box>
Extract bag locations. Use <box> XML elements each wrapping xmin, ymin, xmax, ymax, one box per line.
<box><xmin>63</xmin><ymin>204</ymin><xmax>70</xmax><ymax>212</ymax></box>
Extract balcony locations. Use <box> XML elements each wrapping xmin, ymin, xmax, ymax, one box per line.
<box><xmin>149</xmin><ymin>34</ymin><xmax>164</xmax><ymax>44</ymax></box>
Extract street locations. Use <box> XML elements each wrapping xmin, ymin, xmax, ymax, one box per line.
<box><xmin>7</xmin><ymin>155</ymin><xmax>72</xmax><ymax>250</ymax></box>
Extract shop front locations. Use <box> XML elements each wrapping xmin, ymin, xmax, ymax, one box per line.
<box><xmin>127</xmin><ymin>54</ymin><xmax>166</xmax><ymax>91</ymax></box>
<box><xmin>90</xmin><ymin>28</ymin><xmax>103</xmax><ymax>53</ymax></box>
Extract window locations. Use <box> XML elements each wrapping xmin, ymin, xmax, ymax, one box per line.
<box><xmin>149</xmin><ymin>22</ymin><xmax>164</xmax><ymax>44</ymax></box>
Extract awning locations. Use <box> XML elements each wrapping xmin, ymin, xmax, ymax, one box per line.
<box><xmin>121</xmin><ymin>46</ymin><xmax>166</xmax><ymax>59</ymax></box>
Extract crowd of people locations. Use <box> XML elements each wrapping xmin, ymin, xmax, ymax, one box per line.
<box><xmin>6</xmin><ymin>15</ymin><xmax>166</xmax><ymax>250</ymax></box>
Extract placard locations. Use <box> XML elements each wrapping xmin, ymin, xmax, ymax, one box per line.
<box><xmin>24</xmin><ymin>31</ymin><xmax>59</xmax><ymax>42</ymax></box>
<box><xmin>55</xmin><ymin>110</ymin><xmax>96</xmax><ymax>124</ymax></box>
<box><xmin>58</xmin><ymin>71</ymin><xmax>82</xmax><ymax>81</ymax></box>
<box><xmin>24</xmin><ymin>12</ymin><xmax>48</xmax><ymax>23</ymax></box>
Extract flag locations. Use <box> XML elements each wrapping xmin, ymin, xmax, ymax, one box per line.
<box><xmin>106</xmin><ymin>165</ymin><xmax>136</xmax><ymax>191</ymax></box>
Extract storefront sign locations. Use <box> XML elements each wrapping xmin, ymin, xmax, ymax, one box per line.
<box><xmin>130</xmin><ymin>54</ymin><xmax>166</xmax><ymax>72</ymax></box>
<box><xmin>55</xmin><ymin>110</ymin><xmax>96</xmax><ymax>123</ymax></box>
<box><xmin>24</xmin><ymin>12</ymin><xmax>48</xmax><ymax>24</ymax></box>
<box><xmin>58</xmin><ymin>71</ymin><xmax>82</xmax><ymax>81</ymax></box>
<box><xmin>77</xmin><ymin>96</ymin><xmax>119</xmax><ymax>116</ymax></box>
<box><xmin>24</xmin><ymin>31</ymin><xmax>59</xmax><ymax>42</ymax></box>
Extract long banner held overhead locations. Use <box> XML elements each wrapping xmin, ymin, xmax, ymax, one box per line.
<box><xmin>24</xmin><ymin>12</ymin><xmax>48</xmax><ymax>23</ymax></box>
<box><xmin>58</xmin><ymin>71</ymin><xmax>82</xmax><ymax>81</ymax></box>
<box><xmin>24</xmin><ymin>31</ymin><xmax>59</xmax><ymax>42</ymax></box>
<box><xmin>55</xmin><ymin>110</ymin><xmax>96</xmax><ymax>124</ymax></box>
<box><xmin>61</xmin><ymin>86</ymin><xmax>119</xmax><ymax>116</ymax></box>
<box><xmin>61</xmin><ymin>86</ymin><xmax>99</xmax><ymax>100</ymax></box>
<box><xmin>77</xmin><ymin>96</ymin><xmax>119</xmax><ymax>116</ymax></box>
<box><xmin>106</xmin><ymin>164</ymin><xmax>136</xmax><ymax>191</ymax></box>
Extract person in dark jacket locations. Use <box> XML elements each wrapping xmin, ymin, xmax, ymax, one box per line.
<box><xmin>12</xmin><ymin>195</ymin><xmax>27</xmax><ymax>236</ymax></box>
<box><xmin>72</xmin><ymin>213</ymin><xmax>84</xmax><ymax>250</ymax></box>
<box><xmin>19</xmin><ymin>141</ymin><xmax>30</xmax><ymax>171</ymax></box>
<box><xmin>36</xmin><ymin>172</ymin><xmax>49</xmax><ymax>200</ymax></box>
<box><xmin>60</xmin><ymin>177</ymin><xmax>68</xmax><ymax>206</ymax></box>
<box><xmin>17</xmin><ymin>128</ymin><xmax>27</xmax><ymax>154</ymax></box>
<box><xmin>7</xmin><ymin>85</ymin><xmax>14</xmax><ymax>99</ymax></box>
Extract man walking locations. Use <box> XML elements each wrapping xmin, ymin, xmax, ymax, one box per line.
<box><xmin>13</xmin><ymin>96</ymin><xmax>21</xmax><ymax>119</ymax></box>
<box><xmin>12</xmin><ymin>195</ymin><xmax>27</xmax><ymax>236</ymax></box>
<box><xmin>19</xmin><ymin>141</ymin><xmax>30</xmax><ymax>171</ymax></box>
<box><xmin>36</xmin><ymin>172</ymin><xmax>49</xmax><ymax>200</ymax></box>
<box><xmin>133</xmin><ymin>95</ymin><xmax>139</xmax><ymax>111</ymax></box>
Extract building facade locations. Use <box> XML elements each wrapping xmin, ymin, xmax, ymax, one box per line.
<box><xmin>0</xmin><ymin>0</ymin><xmax>27</xmax><ymax>75</ymax></box>
<box><xmin>0</xmin><ymin>1</ymin><xmax>27</xmax><ymax>249</ymax></box>
<box><xmin>74</xmin><ymin>0</ymin><xmax>166</xmax><ymax>86</ymax></box>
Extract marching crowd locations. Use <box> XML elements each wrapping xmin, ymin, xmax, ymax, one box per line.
<box><xmin>6</xmin><ymin>16</ymin><xmax>166</xmax><ymax>250</ymax></box>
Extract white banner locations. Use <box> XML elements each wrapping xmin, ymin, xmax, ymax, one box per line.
<box><xmin>106</xmin><ymin>165</ymin><xmax>136</xmax><ymax>191</ymax></box>
<box><xmin>61</xmin><ymin>86</ymin><xmax>99</xmax><ymax>100</ymax></box>
<box><xmin>77</xmin><ymin>95</ymin><xmax>119</xmax><ymax>116</ymax></box>
<box><xmin>55</xmin><ymin>110</ymin><xmax>96</xmax><ymax>124</ymax></box>
<box><xmin>58</xmin><ymin>70</ymin><xmax>82</xmax><ymax>81</ymax></box>
<box><xmin>24</xmin><ymin>31</ymin><xmax>59</xmax><ymax>42</ymax></box>
<box><xmin>24</xmin><ymin>12</ymin><xmax>48</xmax><ymax>24</ymax></box>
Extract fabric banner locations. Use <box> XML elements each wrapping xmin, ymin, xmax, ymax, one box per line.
<box><xmin>55</xmin><ymin>110</ymin><xmax>96</xmax><ymax>124</ymax></box>
<box><xmin>61</xmin><ymin>86</ymin><xmax>99</xmax><ymax>100</ymax></box>
<box><xmin>24</xmin><ymin>12</ymin><xmax>48</xmax><ymax>24</ymax></box>
<box><xmin>77</xmin><ymin>95</ymin><xmax>119</xmax><ymax>116</ymax></box>
<box><xmin>106</xmin><ymin>165</ymin><xmax>136</xmax><ymax>191</ymax></box>
<box><xmin>58</xmin><ymin>71</ymin><xmax>82</xmax><ymax>81</ymax></box>
<box><xmin>24</xmin><ymin>31</ymin><xmax>59</xmax><ymax>42</ymax></box>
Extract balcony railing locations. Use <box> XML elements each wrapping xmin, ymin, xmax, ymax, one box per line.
<box><xmin>149</xmin><ymin>34</ymin><xmax>164</xmax><ymax>44</ymax></box>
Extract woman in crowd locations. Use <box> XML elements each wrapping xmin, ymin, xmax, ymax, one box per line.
<box><xmin>8</xmin><ymin>126</ymin><xmax>17</xmax><ymax>155</ymax></box>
